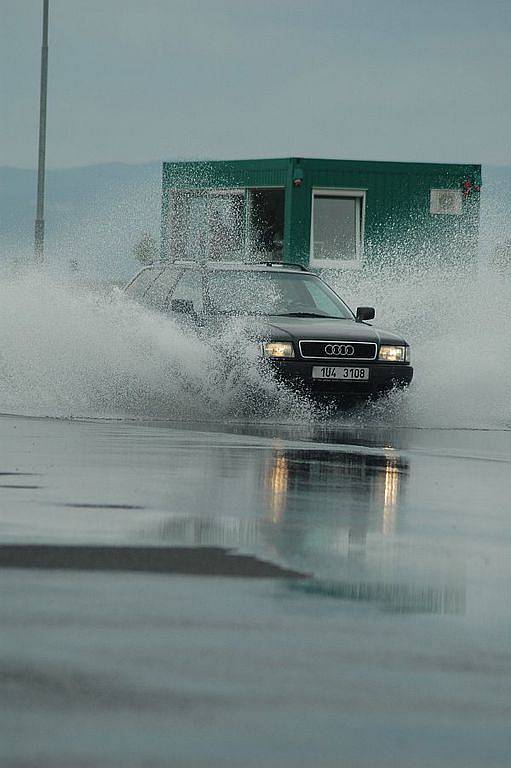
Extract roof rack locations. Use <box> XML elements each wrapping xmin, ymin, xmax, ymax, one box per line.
<box><xmin>251</xmin><ymin>261</ymin><xmax>309</xmax><ymax>271</ymax></box>
<box><xmin>166</xmin><ymin>259</ymin><xmax>311</xmax><ymax>272</ymax></box>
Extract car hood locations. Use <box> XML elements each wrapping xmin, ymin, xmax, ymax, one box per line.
<box><xmin>261</xmin><ymin>316</ymin><xmax>408</xmax><ymax>346</ymax></box>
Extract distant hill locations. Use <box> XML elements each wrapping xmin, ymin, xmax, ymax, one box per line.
<box><xmin>1</xmin><ymin>161</ymin><xmax>510</xmax><ymax>280</ymax></box>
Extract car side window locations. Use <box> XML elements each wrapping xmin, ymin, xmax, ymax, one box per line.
<box><xmin>143</xmin><ymin>266</ymin><xmax>183</xmax><ymax>310</ymax></box>
<box><xmin>125</xmin><ymin>267</ymin><xmax>162</xmax><ymax>299</ymax></box>
<box><xmin>168</xmin><ymin>269</ymin><xmax>204</xmax><ymax>314</ymax></box>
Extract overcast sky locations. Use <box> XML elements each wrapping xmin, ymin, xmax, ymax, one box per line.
<box><xmin>1</xmin><ymin>0</ymin><xmax>510</xmax><ymax>169</ymax></box>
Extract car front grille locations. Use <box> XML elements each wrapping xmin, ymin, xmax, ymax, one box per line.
<box><xmin>299</xmin><ymin>340</ymin><xmax>377</xmax><ymax>361</ymax></box>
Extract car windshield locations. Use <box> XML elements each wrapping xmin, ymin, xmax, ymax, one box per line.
<box><xmin>206</xmin><ymin>270</ymin><xmax>353</xmax><ymax>319</ymax></box>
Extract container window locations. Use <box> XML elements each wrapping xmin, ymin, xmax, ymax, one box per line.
<box><xmin>166</xmin><ymin>190</ymin><xmax>244</xmax><ymax>261</ymax></box>
<box><xmin>208</xmin><ymin>192</ymin><xmax>245</xmax><ymax>260</ymax></box>
<box><xmin>311</xmin><ymin>190</ymin><xmax>365</xmax><ymax>268</ymax></box>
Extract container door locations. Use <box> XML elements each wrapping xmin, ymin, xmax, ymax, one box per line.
<box><xmin>246</xmin><ymin>189</ymin><xmax>285</xmax><ymax>262</ymax></box>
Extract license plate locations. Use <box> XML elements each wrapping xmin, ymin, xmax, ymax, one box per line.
<box><xmin>312</xmin><ymin>366</ymin><xmax>370</xmax><ymax>381</ymax></box>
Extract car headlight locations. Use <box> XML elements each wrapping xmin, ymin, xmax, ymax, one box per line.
<box><xmin>378</xmin><ymin>345</ymin><xmax>408</xmax><ymax>362</ymax></box>
<box><xmin>262</xmin><ymin>341</ymin><xmax>295</xmax><ymax>359</ymax></box>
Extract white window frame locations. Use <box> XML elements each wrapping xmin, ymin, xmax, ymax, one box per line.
<box><xmin>309</xmin><ymin>188</ymin><xmax>366</xmax><ymax>269</ymax></box>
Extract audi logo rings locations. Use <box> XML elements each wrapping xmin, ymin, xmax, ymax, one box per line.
<box><xmin>325</xmin><ymin>344</ymin><xmax>355</xmax><ymax>356</ymax></box>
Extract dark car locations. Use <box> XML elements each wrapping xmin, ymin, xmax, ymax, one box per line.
<box><xmin>124</xmin><ymin>261</ymin><xmax>413</xmax><ymax>399</ymax></box>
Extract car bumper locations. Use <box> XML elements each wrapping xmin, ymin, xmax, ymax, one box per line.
<box><xmin>270</xmin><ymin>360</ymin><xmax>414</xmax><ymax>398</ymax></box>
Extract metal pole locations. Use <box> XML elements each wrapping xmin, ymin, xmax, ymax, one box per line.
<box><xmin>35</xmin><ymin>0</ymin><xmax>49</xmax><ymax>261</ymax></box>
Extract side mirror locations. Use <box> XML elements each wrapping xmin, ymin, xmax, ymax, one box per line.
<box><xmin>170</xmin><ymin>298</ymin><xmax>195</xmax><ymax>316</ymax></box>
<box><xmin>356</xmin><ymin>306</ymin><xmax>375</xmax><ymax>322</ymax></box>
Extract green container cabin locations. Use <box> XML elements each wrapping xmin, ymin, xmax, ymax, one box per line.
<box><xmin>161</xmin><ymin>157</ymin><xmax>481</xmax><ymax>270</ymax></box>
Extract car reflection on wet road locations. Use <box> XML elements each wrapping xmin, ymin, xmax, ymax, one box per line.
<box><xmin>1</xmin><ymin>414</ymin><xmax>510</xmax><ymax>767</ymax></box>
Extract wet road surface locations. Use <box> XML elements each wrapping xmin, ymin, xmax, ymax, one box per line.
<box><xmin>1</xmin><ymin>413</ymin><xmax>510</xmax><ymax>767</ymax></box>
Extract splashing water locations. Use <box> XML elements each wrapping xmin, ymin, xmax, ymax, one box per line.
<box><xmin>0</xmin><ymin>264</ymin><xmax>509</xmax><ymax>429</ymax></box>
<box><xmin>0</xmin><ymin>269</ymin><xmax>307</xmax><ymax>421</ymax></box>
<box><xmin>330</xmin><ymin>263</ymin><xmax>511</xmax><ymax>430</ymax></box>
